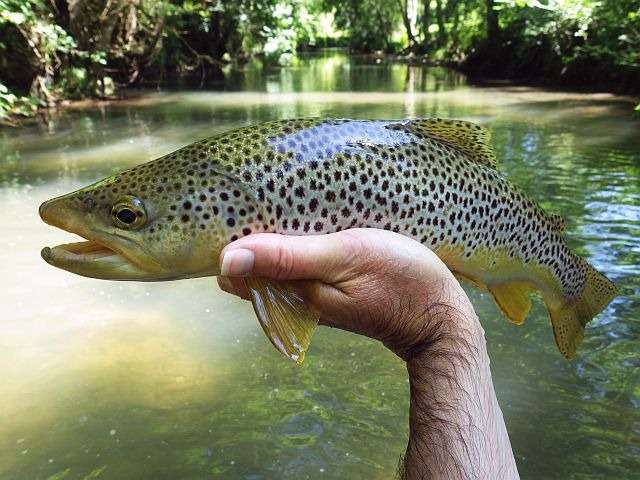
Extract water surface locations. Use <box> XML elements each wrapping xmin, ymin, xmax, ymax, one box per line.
<box><xmin>1</xmin><ymin>53</ymin><xmax>638</xmax><ymax>479</ymax></box>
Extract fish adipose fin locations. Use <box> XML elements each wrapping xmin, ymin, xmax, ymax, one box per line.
<box><xmin>546</xmin><ymin>260</ymin><xmax>618</xmax><ymax>360</ymax></box>
<box><xmin>397</xmin><ymin>118</ymin><xmax>498</xmax><ymax>168</ymax></box>
<box><xmin>549</xmin><ymin>214</ymin><xmax>566</xmax><ymax>233</ymax></box>
<box><xmin>489</xmin><ymin>281</ymin><xmax>534</xmax><ymax>325</ymax></box>
<box><xmin>244</xmin><ymin>277</ymin><xmax>320</xmax><ymax>364</ymax></box>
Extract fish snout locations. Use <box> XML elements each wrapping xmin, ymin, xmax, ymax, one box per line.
<box><xmin>39</xmin><ymin>199</ymin><xmax>56</xmax><ymax>224</ymax></box>
<box><xmin>39</xmin><ymin>197</ymin><xmax>73</xmax><ymax>229</ymax></box>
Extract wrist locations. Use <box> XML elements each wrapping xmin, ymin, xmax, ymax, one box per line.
<box><xmin>404</xmin><ymin>281</ymin><xmax>484</xmax><ymax>365</ymax></box>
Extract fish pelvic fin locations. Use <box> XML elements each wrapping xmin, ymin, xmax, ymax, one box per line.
<box><xmin>489</xmin><ymin>281</ymin><xmax>534</xmax><ymax>325</ymax></box>
<box><xmin>244</xmin><ymin>277</ymin><xmax>320</xmax><ymax>364</ymax></box>
<box><xmin>397</xmin><ymin>118</ymin><xmax>497</xmax><ymax>168</ymax></box>
<box><xmin>546</xmin><ymin>260</ymin><xmax>618</xmax><ymax>360</ymax></box>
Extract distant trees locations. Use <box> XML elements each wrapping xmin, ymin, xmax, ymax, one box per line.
<box><xmin>463</xmin><ymin>0</ymin><xmax>640</xmax><ymax>91</ymax></box>
<box><xmin>1</xmin><ymin>0</ymin><xmax>638</xmax><ymax>118</ymax></box>
<box><xmin>0</xmin><ymin>0</ymin><xmax>327</xmax><ymax>117</ymax></box>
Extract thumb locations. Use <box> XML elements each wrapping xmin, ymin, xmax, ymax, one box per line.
<box><xmin>219</xmin><ymin>231</ymin><xmax>366</xmax><ymax>282</ymax></box>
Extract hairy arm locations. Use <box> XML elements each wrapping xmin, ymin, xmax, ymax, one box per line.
<box><xmin>400</xmin><ymin>297</ymin><xmax>518</xmax><ymax>479</ymax></box>
<box><xmin>218</xmin><ymin>229</ymin><xmax>519</xmax><ymax>479</ymax></box>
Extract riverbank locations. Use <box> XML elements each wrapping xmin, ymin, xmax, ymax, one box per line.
<box><xmin>2</xmin><ymin>49</ymin><xmax>639</xmax><ymax>128</ymax></box>
<box><xmin>356</xmin><ymin>50</ymin><xmax>640</xmax><ymax>97</ymax></box>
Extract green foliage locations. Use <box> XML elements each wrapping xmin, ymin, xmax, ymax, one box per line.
<box><xmin>322</xmin><ymin>0</ymin><xmax>401</xmax><ymax>51</ymax></box>
<box><xmin>0</xmin><ymin>81</ymin><xmax>43</xmax><ymax>119</ymax></box>
<box><xmin>0</xmin><ymin>0</ymin><xmax>109</xmax><ymax>105</ymax></box>
<box><xmin>262</xmin><ymin>0</ymin><xmax>320</xmax><ymax>65</ymax></box>
<box><xmin>0</xmin><ymin>0</ymin><xmax>637</xmax><ymax>116</ymax></box>
<box><xmin>448</xmin><ymin>0</ymin><xmax>640</xmax><ymax>92</ymax></box>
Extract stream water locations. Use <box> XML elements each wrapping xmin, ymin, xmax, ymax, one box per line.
<box><xmin>1</xmin><ymin>53</ymin><xmax>638</xmax><ymax>479</ymax></box>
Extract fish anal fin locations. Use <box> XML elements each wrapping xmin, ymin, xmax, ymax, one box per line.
<box><xmin>244</xmin><ymin>277</ymin><xmax>319</xmax><ymax>364</ymax></box>
<box><xmin>489</xmin><ymin>281</ymin><xmax>534</xmax><ymax>325</ymax></box>
<box><xmin>401</xmin><ymin>118</ymin><xmax>497</xmax><ymax>168</ymax></box>
<box><xmin>546</xmin><ymin>261</ymin><xmax>618</xmax><ymax>359</ymax></box>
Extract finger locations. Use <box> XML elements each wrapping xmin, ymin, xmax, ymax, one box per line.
<box><xmin>217</xmin><ymin>276</ymin><xmax>234</xmax><ymax>294</ymax></box>
<box><xmin>217</xmin><ymin>276</ymin><xmax>250</xmax><ymax>300</ymax></box>
<box><xmin>219</xmin><ymin>231</ymin><xmax>369</xmax><ymax>282</ymax></box>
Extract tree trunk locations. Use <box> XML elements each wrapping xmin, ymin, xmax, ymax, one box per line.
<box><xmin>486</xmin><ymin>0</ymin><xmax>500</xmax><ymax>44</ymax></box>
<box><xmin>397</xmin><ymin>0</ymin><xmax>417</xmax><ymax>47</ymax></box>
<box><xmin>435</xmin><ymin>0</ymin><xmax>445</xmax><ymax>48</ymax></box>
<box><xmin>421</xmin><ymin>0</ymin><xmax>431</xmax><ymax>50</ymax></box>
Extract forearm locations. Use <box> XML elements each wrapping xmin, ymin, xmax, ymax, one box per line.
<box><xmin>401</xmin><ymin>306</ymin><xmax>519</xmax><ymax>480</ymax></box>
<box><xmin>217</xmin><ymin>230</ymin><xmax>518</xmax><ymax>478</ymax></box>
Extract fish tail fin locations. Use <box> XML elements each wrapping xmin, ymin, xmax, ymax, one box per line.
<box><xmin>546</xmin><ymin>259</ymin><xmax>618</xmax><ymax>359</ymax></box>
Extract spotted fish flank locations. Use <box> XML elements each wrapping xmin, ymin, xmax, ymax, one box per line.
<box><xmin>39</xmin><ymin>118</ymin><xmax>618</xmax><ymax>362</ymax></box>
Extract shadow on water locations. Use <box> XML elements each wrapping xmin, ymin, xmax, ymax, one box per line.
<box><xmin>1</xmin><ymin>52</ymin><xmax>638</xmax><ymax>479</ymax></box>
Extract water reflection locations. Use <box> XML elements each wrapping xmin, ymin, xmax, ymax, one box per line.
<box><xmin>1</xmin><ymin>52</ymin><xmax>639</xmax><ymax>479</ymax></box>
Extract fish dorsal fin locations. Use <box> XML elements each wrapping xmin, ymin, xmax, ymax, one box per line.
<box><xmin>244</xmin><ymin>277</ymin><xmax>320</xmax><ymax>364</ymax></box>
<box><xmin>549</xmin><ymin>213</ymin><xmax>566</xmax><ymax>233</ymax></box>
<box><xmin>400</xmin><ymin>118</ymin><xmax>497</xmax><ymax>168</ymax></box>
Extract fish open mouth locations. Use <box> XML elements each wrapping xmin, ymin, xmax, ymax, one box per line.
<box><xmin>41</xmin><ymin>240</ymin><xmax>121</xmax><ymax>264</ymax></box>
<box><xmin>40</xmin><ymin>233</ymin><xmax>163</xmax><ymax>280</ymax></box>
<box><xmin>40</xmin><ymin>234</ymin><xmax>145</xmax><ymax>280</ymax></box>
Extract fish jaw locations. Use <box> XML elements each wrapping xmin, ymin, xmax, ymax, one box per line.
<box><xmin>40</xmin><ymin>240</ymin><xmax>156</xmax><ymax>281</ymax></box>
<box><xmin>39</xmin><ymin>195</ymin><xmax>165</xmax><ymax>281</ymax></box>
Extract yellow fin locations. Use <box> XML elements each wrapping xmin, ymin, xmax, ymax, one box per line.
<box><xmin>244</xmin><ymin>277</ymin><xmax>319</xmax><ymax>364</ymax></box>
<box><xmin>404</xmin><ymin>118</ymin><xmax>497</xmax><ymax>167</ymax></box>
<box><xmin>489</xmin><ymin>282</ymin><xmax>533</xmax><ymax>325</ymax></box>
<box><xmin>546</xmin><ymin>260</ymin><xmax>618</xmax><ymax>359</ymax></box>
<box><xmin>452</xmin><ymin>270</ymin><xmax>486</xmax><ymax>290</ymax></box>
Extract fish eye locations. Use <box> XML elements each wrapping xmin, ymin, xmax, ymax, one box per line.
<box><xmin>111</xmin><ymin>196</ymin><xmax>146</xmax><ymax>229</ymax></box>
<box><xmin>116</xmin><ymin>208</ymin><xmax>136</xmax><ymax>224</ymax></box>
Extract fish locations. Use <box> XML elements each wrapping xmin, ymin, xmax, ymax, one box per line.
<box><xmin>39</xmin><ymin>118</ymin><xmax>618</xmax><ymax>363</ymax></box>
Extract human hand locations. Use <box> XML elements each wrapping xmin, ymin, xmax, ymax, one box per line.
<box><xmin>217</xmin><ymin>228</ymin><xmax>481</xmax><ymax>361</ymax></box>
<box><xmin>218</xmin><ymin>228</ymin><xmax>518</xmax><ymax>479</ymax></box>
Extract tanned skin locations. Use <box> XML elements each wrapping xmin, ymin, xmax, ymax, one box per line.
<box><xmin>218</xmin><ymin>228</ymin><xmax>519</xmax><ymax>479</ymax></box>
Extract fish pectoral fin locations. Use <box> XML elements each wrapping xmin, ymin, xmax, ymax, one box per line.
<box><xmin>489</xmin><ymin>281</ymin><xmax>534</xmax><ymax>325</ymax></box>
<box><xmin>244</xmin><ymin>277</ymin><xmax>320</xmax><ymax>364</ymax></box>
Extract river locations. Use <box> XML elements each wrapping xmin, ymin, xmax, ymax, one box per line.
<box><xmin>0</xmin><ymin>52</ymin><xmax>638</xmax><ymax>479</ymax></box>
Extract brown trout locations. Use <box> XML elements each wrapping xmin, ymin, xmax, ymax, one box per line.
<box><xmin>39</xmin><ymin>118</ymin><xmax>618</xmax><ymax>362</ymax></box>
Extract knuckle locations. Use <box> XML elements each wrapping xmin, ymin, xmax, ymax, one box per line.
<box><xmin>338</xmin><ymin>230</ymin><xmax>367</xmax><ymax>256</ymax></box>
<box><xmin>336</xmin><ymin>230</ymin><xmax>381</xmax><ymax>275</ymax></box>
<box><xmin>273</xmin><ymin>241</ymin><xmax>297</xmax><ymax>278</ymax></box>
<box><xmin>336</xmin><ymin>230</ymin><xmax>372</xmax><ymax>268</ymax></box>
